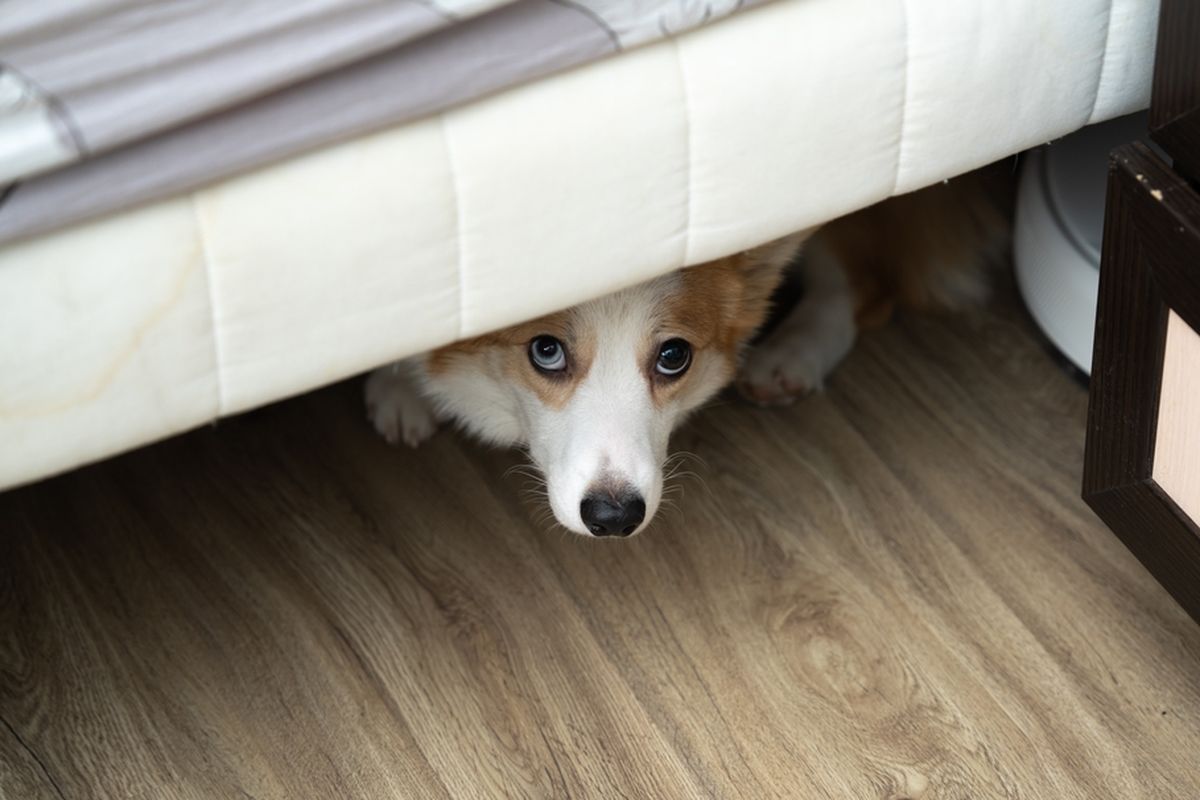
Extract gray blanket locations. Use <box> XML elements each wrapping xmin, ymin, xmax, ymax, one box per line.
<box><xmin>0</xmin><ymin>0</ymin><xmax>763</xmax><ymax>246</ymax></box>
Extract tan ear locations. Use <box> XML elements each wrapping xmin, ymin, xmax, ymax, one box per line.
<box><xmin>729</xmin><ymin>229</ymin><xmax>812</xmax><ymax>340</ymax></box>
<box><xmin>744</xmin><ymin>229</ymin><xmax>813</xmax><ymax>274</ymax></box>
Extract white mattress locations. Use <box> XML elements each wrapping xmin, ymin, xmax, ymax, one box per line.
<box><xmin>0</xmin><ymin>0</ymin><xmax>1160</xmax><ymax>489</ymax></box>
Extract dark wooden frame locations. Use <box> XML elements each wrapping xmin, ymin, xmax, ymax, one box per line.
<box><xmin>1083</xmin><ymin>142</ymin><xmax>1200</xmax><ymax>623</ymax></box>
<box><xmin>1149</xmin><ymin>0</ymin><xmax>1200</xmax><ymax>183</ymax></box>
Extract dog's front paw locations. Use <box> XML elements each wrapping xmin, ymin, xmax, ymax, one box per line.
<box><xmin>365</xmin><ymin>365</ymin><xmax>438</xmax><ymax>448</ymax></box>
<box><xmin>737</xmin><ymin>300</ymin><xmax>857</xmax><ymax>406</ymax></box>
<box><xmin>737</xmin><ymin>336</ymin><xmax>829</xmax><ymax>406</ymax></box>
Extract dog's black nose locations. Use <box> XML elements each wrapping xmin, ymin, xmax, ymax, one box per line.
<box><xmin>580</xmin><ymin>492</ymin><xmax>646</xmax><ymax>537</ymax></box>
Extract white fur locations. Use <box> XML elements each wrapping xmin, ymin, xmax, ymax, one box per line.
<box><xmin>367</xmin><ymin>272</ymin><xmax>738</xmax><ymax>537</ymax></box>
<box><xmin>366</xmin><ymin>236</ymin><xmax>813</xmax><ymax>536</ymax></box>
<box><xmin>529</xmin><ymin>277</ymin><xmax>682</xmax><ymax>534</ymax></box>
<box><xmin>365</xmin><ymin>361</ymin><xmax>438</xmax><ymax>447</ymax></box>
<box><xmin>738</xmin><ymin>238</ymin><xmax>856</xmax><ymax>404</ymax></box>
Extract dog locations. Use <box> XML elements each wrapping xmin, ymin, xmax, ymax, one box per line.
<box><xmin>366</xmin><ymin>168</ymin><xmax>1010</xmax><ymax>537</ymax></box>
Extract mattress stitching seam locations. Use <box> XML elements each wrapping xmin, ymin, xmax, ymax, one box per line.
<box><xmin>190</xmin><ymin>194</ymin><xmax>226</xmax><ymax>415</ymax></box>
<box><xmin>671</xmin><ymin>38</ymin><xmax>693</xmax><ymax>268</ymax></box>
<box><xmin>1086</xmin><ymin>0</ymin><xmax>1117</xmax><ymax>125</ymax></box>
<box><xmin>440</xmin><ymin>114</ymin><xmax>467</xmax><ymax>340</ymax></box>
<box><xmin>890</xmin><ymin>0</ymin><xmax>911</xmax><ymax>196</ymax></box>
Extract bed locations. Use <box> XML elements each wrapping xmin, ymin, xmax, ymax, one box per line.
<box><xmin>0</xmin><ymin>0</ymin><xmax>1160</xmax><ymax>489</ymax></box>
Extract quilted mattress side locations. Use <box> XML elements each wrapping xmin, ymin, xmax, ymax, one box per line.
<box><xmin>0</xmin><ymin>0</ymin><xmax>1158</xmax><ymax>488</ymax></box>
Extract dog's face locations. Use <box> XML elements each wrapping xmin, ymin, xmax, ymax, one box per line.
<box><xmin>424</xmin><ymin>240</ymin><xmax>799</xmax><ymax>537</ymax></box>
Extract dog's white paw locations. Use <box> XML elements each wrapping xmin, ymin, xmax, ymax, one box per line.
<box><xmin>737</xmin><ymin>296</ymin><xmax>857</xmax><ymax>406</ymax></box>
<box><xmin>365</xmin><ymin>365</ymin><xmax>438</xmax><ymax>448</ymax></box>
<box><xmin>738</xmin><ymin>335</ymin><xmax>831</xmax><ymax>405</ymax></box>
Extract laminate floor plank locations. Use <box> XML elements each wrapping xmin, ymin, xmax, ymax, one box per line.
<box><xmin>2</xmin><ymin>285</ymin><xmax>1198</xmax><ymax>799</ymax></box>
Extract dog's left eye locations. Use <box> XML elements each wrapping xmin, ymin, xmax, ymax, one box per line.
<box><xmin>655</xmin><ymin>339</ymin><xmax>692</xmax><ymax>377</ymax></box>
<box><xmin>529</xmin><ymin>336</ymin><xmax>568</xmax><ymax>372</ymax></box>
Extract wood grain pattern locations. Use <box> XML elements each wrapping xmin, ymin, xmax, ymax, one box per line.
<box><xmin>1083</xmin><ymin>142</ymin><xmax>1200</xmax><ymax>624</ymax></box>
<box><xmin>2</xmin><ymin>279</ymin><xmax>1200</xmax><ymax>799</ymax></box>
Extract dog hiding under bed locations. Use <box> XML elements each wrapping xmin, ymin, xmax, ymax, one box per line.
<box><xmin>366</xmin><ymin>165</ymin><xmax>1013</xmax><ymax>537</ymax></box>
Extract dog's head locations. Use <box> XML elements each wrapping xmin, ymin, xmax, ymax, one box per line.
<box><xmin>425</xmin><ymin>236</ymin><xmax>801</xmax><ymax>537</ymax></box>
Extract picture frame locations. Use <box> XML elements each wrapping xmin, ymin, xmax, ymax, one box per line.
<box><xmin>1083</xmin><ymin>141</ymin><xmax>1200</xmax><ymax>623</ymax></box>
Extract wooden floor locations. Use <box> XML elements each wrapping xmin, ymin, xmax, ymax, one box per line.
<box><xmin>3</xmin><ymin>284</ymin><xmax>1199</xmax><ymax>800</ymax></box>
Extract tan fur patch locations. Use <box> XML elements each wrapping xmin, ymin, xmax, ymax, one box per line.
<box><xmin>426</xmin><ymin>237</ymin><xmax>797</xmax><ymax>413</ymax></box>
<box><xmin>427</xmin><ymin>310</ymin><xmax>593</xmax><ymax>409</ymax></box>
<box><xmin>817</xmin><ymin>166</ymin><xmax>1013</xmax><ymax>329</ymax></box>
<box><xmin>654</xmin><ymin>246</ymin><xmax>794</xmax><ymax>407</ymax></box>
<box><xmin>669</xmin><ymin>252</ymin><xmax>791</xmax><ymax>350</ymax></box>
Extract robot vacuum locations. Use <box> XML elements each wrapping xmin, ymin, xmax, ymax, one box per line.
<box><xmin>1014</xmin><ymin>112</ymin><xmax>1151</xmax><ymax>375</ymax></box>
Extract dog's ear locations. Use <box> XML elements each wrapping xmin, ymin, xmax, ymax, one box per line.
<box><xmin>673</xmin><ymin>230</ymin><xmax>810</xmax><ymax>352</ymax></box>
<box><xmin>743</xmin><ymin>230</ymin><xmax>811</xmax><ymax>277</ymax></box>
<box><xmin>728</xmin><ymin>229</ymin><xmax>811</xmax><ymax>341</ymax></box>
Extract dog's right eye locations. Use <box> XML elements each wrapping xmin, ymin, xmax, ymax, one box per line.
<box><xmin>529</xmin><ymin>336</ymin><xmax>568</xmax><ymax>373</ymax></box>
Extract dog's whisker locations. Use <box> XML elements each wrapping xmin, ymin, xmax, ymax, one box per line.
<box><xmin>506</xmin><ymin>460</ymin><xmax>543</xmax><ymax>473</ymax></box>
<box><xmin>662</xmin><ymin>455</ymin><xmax>689</xmax><ymax>472</ymax></box>
<box><xmin>662</xmin><ymin>451</ymin><xmax>708</xmax><ymax>484</ymax></box>
<box><xmin>667</xmin><ymin>471</ymin><xmax>712</xmax><ymax>500</ymax></box>
<box><xmin>663</xmin><ymin>461</ymin><xmax>704</xmax><ymax>481</ymax></box>
<box><xmin>671</xmin><ymin>449</ymin><xmax>708</xmax><ymax>468</ymax></box>
<box><xmin>505</xmin><ymin>465</ymin><xmax>545</xmax><ymax>482</ymax></box>
<box><xmin>657</xmin><ymin>496</ymin><xmax>685</xmax><ymax>525</ymax></box>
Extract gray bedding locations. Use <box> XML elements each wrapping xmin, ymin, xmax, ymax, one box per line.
<box><xmin>0</xmin><ymin>0</ymin><xmax>764</xmax><ymax>246</ymax></box>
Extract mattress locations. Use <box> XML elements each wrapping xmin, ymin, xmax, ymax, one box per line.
<box><xmin>0</xmin><ymin>0</ymin><xmax>1161</xmax><ymax>489</ymax></box>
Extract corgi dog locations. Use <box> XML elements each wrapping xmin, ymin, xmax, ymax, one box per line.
<box><xmin>367</xmin><ymin>168</ymin><xmax>1010</xmax><ymax>537</ymax></box>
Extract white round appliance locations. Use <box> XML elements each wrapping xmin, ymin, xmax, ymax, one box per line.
<box><xmin>1014</xmin><ymin>112</ymin><xmax>1150</xmax><ymax>375</ymax></box>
